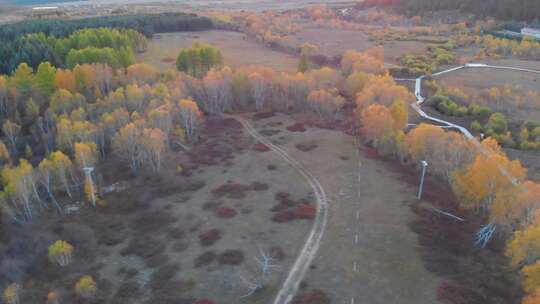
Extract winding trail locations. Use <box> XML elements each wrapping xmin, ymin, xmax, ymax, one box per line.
<box><xmin>233</xmin><ymin>115</ymin><xmax>329</xmax><ymax>304</ymax></box>
<box><xmin>408</xmin><ymin>63</ymin><xmax>540</xmax><ymax>140</ymax></box>
<box><xmin>399</xmin><ymin>63</ymin><xmax>540</xmax><ymax>185</ymax></box>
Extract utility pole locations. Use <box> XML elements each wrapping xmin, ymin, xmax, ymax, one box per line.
<box><xmin>417</xmin><ymin>160</ymin><xmax>428</xmax><ymax>200</ymax></box>
<box><xmin>79</xmin><ymin>152</ymin><xmax>97</xmax><ymax>208</ymax></box>
<box><xmin>83</xmin><ymin>166</ymin><xmax>96</xmax><ymax>207</ymax></box>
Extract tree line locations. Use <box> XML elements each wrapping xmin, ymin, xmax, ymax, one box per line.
<box><xmin>0</xmin><ymin>12</ymin><xmax>215</xmax><ymax>74</ymax></box>
<box><xmin>8</xmin><ymin>28</ymin><xmax>145</xmax><ymax>73</ymax></box>
<box><xmin>382</xmin><ymin>0</ymin><xmax>540</xmax><ymax>21</ymax></box>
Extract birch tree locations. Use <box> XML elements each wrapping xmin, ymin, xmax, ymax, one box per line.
<box><xmin>2</xmin><ymin>120</ymin><xmax>21</xmax><ymax>154</ymax></box>
<box><xmin>51</xmin><ymin>151</ymin><xmax>75</xmax><ymax>198</ymax></box>
<box><xmin>38</xmin><ymin>158</ymin><xmax>63</xmax><ymax>214</ymax></box>
<box><xmin>177</xmin><ymin>99</ymin><xmax>202</xmax><ymax>141</ymax></box>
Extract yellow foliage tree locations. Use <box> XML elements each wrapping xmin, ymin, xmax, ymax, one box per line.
<box><xmin>344</xmin><ymin>72</ymin><xmax>369</xmax><ymax>98</ymax></box>
<box><xmin>74</xmin><ymin>142</ymin><xmax>97</xmax><ymax>169</ymax></box>
<box><xmin>523</xmin><ymin>261</ymin><xmax>540</xmax><ymax>292</ymax></box>
<box><xmin>506</xmin><ymin>223</ymin><xmax>540</xmax><ymax>266</ymax></box>
<box><xmin>75</xmin><ymin>275</ymin><xmax>97</xmax><ymax>299</ymax></box>
<box><xmin>453</xmin><ymin>152</ymin><xmax>527</xmax><ymax>212</ymax></box>
<box><xmin>2</xmin><ymin>283</ymin><xmax>20</xmax><ymax>304</ymax></box>
<box><xmin>48</xmin><ymin>240</ymin><xmax>74</xmax><ymax>266</ymax></box>
<box><xmin>390</xmin><ymin>100</ymin><xmax>408</xmax><ymax>131</ymax></box>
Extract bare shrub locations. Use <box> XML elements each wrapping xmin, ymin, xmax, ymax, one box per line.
<box><xmin>121</xmin><ymin>236</ymin><xmax>165</xmax><ymax>258</ymax></box>
<box><xmin>217</xmin><ymin>250</ymin><xmax>245</xmax><ymax>265</ymax></box>
<box><xmin>194</xmin><ymin>251</ymin><xmax>216</xmax><ymax>268</ymax></box>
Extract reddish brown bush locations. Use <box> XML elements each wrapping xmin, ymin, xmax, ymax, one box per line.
<box><xmin>436</xmin><ymin>281</ymin><xmax>485</xmax><ymax>304</ymax></box>
<box><xmin>217</xmin><ymin>250</ymin><xmax>245</xmax><ymax>265</ymax></box>
<box><xmin>251</xmin><ymin>182</ymin><xmax>269</xmax><ymax>191</ymax></box>
<box><xmin>296</xmin><ymin>143</ymin><xmax>318</xmax><ymax>152</ymax></box>
<box><xmin>202</xmin><ymin>200</ymin><xmax>222</xmax><ymax>211</ymax></box>
<box><xmin>161</xmin><ymin>57</ymin><xmax>175</xmax><ymax>63</ymax></box>
<box><xmin>199</xmin><ymin>229</ymin><xmax>222</xmax><ymax>246</ymax></box>
<box><xmin>275</xmin><ymin>191</ymin><xmax>291</xmax><ymax>201</ymax></box>
<box><xmin>212</xmin><ymin>183</ymin><xmax>251</xmax><ymax>199</ymax></box>
<box><xmin>215</xmin><ymin>207</ymin><xmax>237</xmax><ymax>218</ymax></box>
<box><xmin>272</xmin><ymin>211</ymin><xmax>296</xmax><ymax>223</ymax></box>
<box><xmin>270</xmin><ymin>202</ymin><xmax>289</xmax><ymax>212</ymax></box>
<box><xmin>294</xmin><ymin>203</ymin><xmax>316</xmax><ymax>219</ymax></box>
<box><xmin>293</xmin><ymin>289</ymin><xmax>331</xmax><ymax>304</ymax></box>
<box><xmin>194</xmin><ymin>300</ymin><xmax>215</xmax><ymax>304</ymax></box>
<box><xmin>286</xmin><ymin>123</ymin><xmax>307</xmax><ymax>132</ymax></box>
<box><xmin>194</xmin><ymin>251</ymin><xmax>216</xmax><ymax>268</ymax></box>
<box><xmin>253</xmin><ymin>143</ymin><xmax>270</xmax><ymax>152</ymax></box>
<box><xmin>270</xmin><ymin>246</ymin><xmax>286</xmax><ymax>261</ymax></box>
<box><xmin>253</xmin><ymin>111</ymin><xmax>275</xmax><ymax>120</ymax></box>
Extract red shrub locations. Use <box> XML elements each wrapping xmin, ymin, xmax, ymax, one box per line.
<box><xmin>253</xmin><ymin>143</ymin><xmax>270</xmax><ymax>152</ymax></box>
<box><xmin>215</xmin><ymin>207</ymin><xmax>237</xmax><ymax>218</ymax></box>
<box><xmin>272</xmin><ymin>211</ymin><xmax>296</xmax><ymax>223</ymax></box>
<box><xmin>253</xmin><ymin>111</ymin><xmax>275</xmax><ymax>120</ymax></box>
<box><xmin>199</xmin><ymin>229</ymin><xmax>222</xmax><ymax>246</ymax></box>
<box><xmin>202</xmin><ymin>200</ymin><xmax>222</xmax><ymax>211</ymax></box>
<box><xmin>294</xmin><ymin>203</ymin><xmax>316</xmax><ymax>219</ymax></box>
<box><xmin>270</xmin><ymin>202</ymin><xmax>289</xmax><ymax>212</ymax></box>
<box><xmin>270</xmin><ymin>246</ymin><xmax>286</xmax><ymax>261</ymax></box>
<box><xmin>194</xmin><ymin>300</ymin><xmax>215</xmax><ymax>304</ymax></box>
<box><xmin>293</xmin><ymin>289</ymin><xmax>331</xmax><ymax>304</ymax></box>
<box><xmin>286</xmin><ymin>123</ymin><xmax>307</xmax><ymax>132</ymax></box>
<box><xmin>161</xmin><ymin>57</ymin><xmax>175</xmax><ymax>63</ymax></box>
<box><xmin>275</xmin><ymin>191</ymin><xmax>291</xmax><ymax>201</ymax></box>
<box><xmin>251</xmin><ymin>181</ymin><xmax>269</xmax><ymax>191</ymax></box>
<box><xmin>212</xmin><ymin>183</ymin><xmax>251</xmax><ymax>199</ymax></box>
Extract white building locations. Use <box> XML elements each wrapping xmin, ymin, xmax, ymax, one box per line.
<box><xmin>521</xmin><ymin>27</ymin><xmax>540</xmax><ymax>40</ymax></box>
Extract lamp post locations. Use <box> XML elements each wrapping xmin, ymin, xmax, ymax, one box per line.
<box><xmin>417</xmin><ymin>160</ymin><xmax>428</xmax><ymax>200</ymax></box>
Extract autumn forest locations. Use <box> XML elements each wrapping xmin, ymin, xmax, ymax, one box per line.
<box><xmin>0</xmin><ymin>2</ymin><xmax>540</xmax><ymax>304</ymax></box>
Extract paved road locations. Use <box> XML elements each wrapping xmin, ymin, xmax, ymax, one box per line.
<box><xmin>232</xmin><ymin>115</ymin><xmax>329</xmax><ymax>304</ymax></box>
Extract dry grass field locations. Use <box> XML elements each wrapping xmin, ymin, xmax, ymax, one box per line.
<box><xmin>289</xmin><ymin>27</ymin><xmax>431</xmax><ymax>66</ymax></box>
<box><xmin>137</xmin><ymin>30</ymin><xmax>299</xmax><ymax>72</ymax></box>
<box><xmin>438</xmin><ymin>60</ymin><xmax>540</xmax><ymax>98</ymax></box>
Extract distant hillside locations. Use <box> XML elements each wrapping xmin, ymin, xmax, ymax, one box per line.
<box><xmin>362</xmin><ymin>0</ymin><xmax>540</xmax><ymax>21</ymax></box>
<box><xmin>0</xmin><ymin>0</ymin><xmax>81</xmax><ymax>5</ymax></box>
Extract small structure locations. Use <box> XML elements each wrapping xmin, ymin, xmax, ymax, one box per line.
<box><xmin>521</xmin><ymin>27</ymin><xmax>540</xmax><ymax>40</ymax></box>
<box><xmin>31</xmin><ymin>6</ymin><xmax>66</xmax><ymax>19</ymax></box>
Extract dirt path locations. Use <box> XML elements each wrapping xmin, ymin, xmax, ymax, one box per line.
<box><xmin>245</xmin><ymin>113</ymin><xmax>443</xmax><ymax>303</ymax></box>
<box><xmin>232</xmin><ymin>115</ymin><xmax>329</xmax><ymax>304</ymax></box>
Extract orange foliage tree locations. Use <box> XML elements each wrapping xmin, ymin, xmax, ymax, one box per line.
<box><xmin>356</xmin><ymin>74</ymin><xmax>414</xmax><ymax>109</ymax></box>
<box><xmin>307</xmin><ymin>88</ymin><xmax>344</xmax><ymax>121</ymax></box>
<box><xmin>405</xmin><ymin>124</ymin><xmax>477</xmax><ymax>181</ymax></box>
